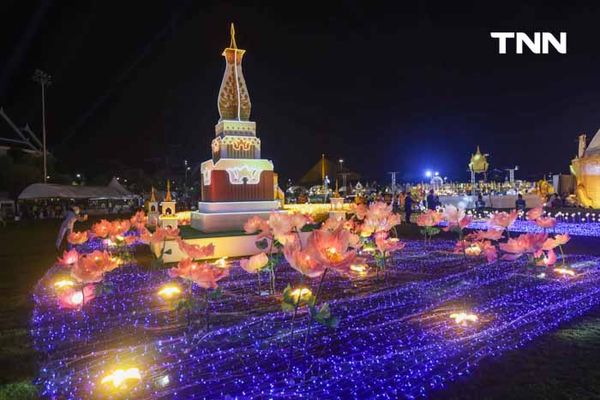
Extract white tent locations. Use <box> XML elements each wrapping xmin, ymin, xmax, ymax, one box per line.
<box><xmin>107</xmin><ymin>177</ymin><xmax>133</xmax><ymax>196</ymax></box>
<box><xmin>19</xmin><ymin>179</ymin><xmax>136</xmax><ymax>200</ymax></box>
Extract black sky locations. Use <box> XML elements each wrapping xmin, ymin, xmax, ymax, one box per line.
<box><xmin>1</xmin><ymin>0</ymin><xmax>600</xmax><ymax>183</ymax></box>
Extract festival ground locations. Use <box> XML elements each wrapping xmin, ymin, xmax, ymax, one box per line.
<box><xmin>2</xmin><ymin>217</ymin><xmax>600</xmax><ymax>399</ymax></box>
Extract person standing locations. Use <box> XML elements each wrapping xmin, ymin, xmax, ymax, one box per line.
<box><xmin>553</xmin><ymin>194</ymin><xmax>562</xmax><ymax>207</ymax></box>
<box><xmin>475</xmin><ymin>193</ymin><xmax>486</xmax><ymax>214</ymax></box>
<box><xmin>398</xmin><ymin>191</ymin><xmax>407</xmax><ymax>210</ymax></box>
<box><xmin>515</xmin><ymin>194</ymin><xmax>526</xmax><ymax>211</ymax></box>
<box><xmin>426</xmin><ymin>189</ymin><xmax>436</xmax><ymax>210</ymax></box>
<box><xmin>404</xmin><ymin>192</ymin><xmax>413</xmax><ymax>223</ymax></box>
<box><xmin>56</xmin><ymin>206</ymin><xmax>88</xmax><ymax>249</ymax></box>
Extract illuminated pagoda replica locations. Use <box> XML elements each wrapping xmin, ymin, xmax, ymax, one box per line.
<box><xmin>146</xmin><ymin>182</ymin><xmax>178</xmax><ymax>228</ymax></box>
<box><xmin>468</xmin><ymin>146</ymin><xmax>489</xmax><ymax>184</ymax></box>
<box><xmin>147</xmin><ymin>187</ymin><xmax>160</xmax><ymax>226</ymax></box>
<box><xmin>191</xmin><ymin>23</ymin><xmax>278</xmax><ymax>233</ymax></box>
<box><xmin>159</xmin><ymin>180</ymin><xmax>178</xmax><ymax>229</ymax></box>
<box><xmin>571</xmin><ymin>131</ymin><xmax>600</xmax><ymax>208</ymax></box>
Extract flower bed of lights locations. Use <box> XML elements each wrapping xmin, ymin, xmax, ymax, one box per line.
<box><xmin>460</xmin><ymin>219</ymin><xmax>600</xmax><ymax>238</ymax></box>
<box><xmin>33</xmin><ymin>235</ymin><xmax>600</xmax><ymax>398</ymax></box>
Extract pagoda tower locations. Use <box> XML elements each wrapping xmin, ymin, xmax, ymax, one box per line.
<box><xmin>160</xmin><ymin>180</ymin><xmax>176</xmax><ymax>215</ymax></box>
<box><xmin>147</xmin><ymin>187</ymin><xmax>159</xmax><ymax>226</ymax></box>
<box><xmin>159</xmin><ymin>180</ymin><xmax>179</xmax><ymax>229</ymax></box>
<box><xmin>192</xmin><ymin>24</ymin><xmax>278</xmax><ymax>232</ymax></box>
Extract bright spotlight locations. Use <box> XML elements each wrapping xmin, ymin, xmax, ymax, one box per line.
<box><xmin>425</xmin><ymin>170</ymin><xmax>432</xmax><ymax>178</ymax></box>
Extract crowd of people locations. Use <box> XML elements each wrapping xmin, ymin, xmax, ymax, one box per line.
<box><xmin>357</xmin><ymin>188</ymin><xmax>573</xmax><ymax>225</ymax></box>
<box><xmin>17</xmin><ymin>202</ymin><xmax>72</xmax><ymax>220</ymax></box>
<box><xmin>13</xmin><ymin>199</ymin><xmax>140</xmax><ymax>221</ymax></box>
<box><xmin>361</xmin><ymin>189</ymin><xmax>438</xmax><ymax>224</ymax></box>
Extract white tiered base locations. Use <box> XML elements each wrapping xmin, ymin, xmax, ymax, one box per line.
<box><xmin>191</xmin><ymin>201</ymin><xmax>280</xmax><ymax>233</ymax></box>
<box><xmin>151</xmin><ymin>200</ymin><xmax>300</xmax><ymax>262</ymax></box>
<box><xmin>150</xmin><ymin>230</ymin><xmax>309</xmax><ymax>263</ymax></box>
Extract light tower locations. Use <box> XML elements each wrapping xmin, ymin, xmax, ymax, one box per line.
<box><xmin>338</xmin><ymin>159</ymin><xmax>344</xmax><ymax>184</ymax></box>
<box><xmin>387</xmin><ymin>171</ymin><xmax>400</xmax><ymax>192</ymax></box>
<box><xmin>504</xmin><ymin>166</ymin><xmax>519</xmax><ymax>186</ymax></box>
<box><xmin>32</xmin><ymin>69</ymin><xmax>52</xmax><ymax>183</ymax></box>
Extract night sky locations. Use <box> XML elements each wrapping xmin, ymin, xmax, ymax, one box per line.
<box><xmin>2</xmin><ymin>0</ymin><xmax>600</xmax><ymax>183</ymax></box>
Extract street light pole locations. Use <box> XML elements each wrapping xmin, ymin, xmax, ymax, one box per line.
<box><xmin>32</xmin><ymin>69</ymin><xmax>52</xmax><ymax>183</ymax></box>
<box><xmin>338</xmin><ymin>159</ymin><xmax>346</xmax><ymax>194</ymax></box>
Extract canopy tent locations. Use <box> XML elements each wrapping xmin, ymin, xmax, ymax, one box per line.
<box><xmin>19</xmin><ymin>178</ymin><xmax>137</xmax><ymax>200</ymax></box>
<box><xmin>106</xmin><ymin>177</ymin><xmax>133</xmax><ymax>196</ymax></box>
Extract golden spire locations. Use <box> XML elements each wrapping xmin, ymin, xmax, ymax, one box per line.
<box><xmin>165</xmin><ymin>180</ymin><xmax>172</xmax><ymax>202</ymax></box>
<box><xmin>321</xmin><ymin>154</ymin><xmax>325</xmax><ymax>184</ymax></box>
<box><xmin>150</xmin><ymin>186</ymin><xmax>156</xmax><ymax>202</ymax></box>
<box><xmin>218</xmin><ymin>23</ymin><xmax>251</xmax><ymax>121</ymax></box>
<box><xmin>229</xmin><ymin>23</ymin><xmax>237</xmax><ymax>49</ymax></box>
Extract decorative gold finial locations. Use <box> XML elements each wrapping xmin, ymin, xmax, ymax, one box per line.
<box><xmin>230</xmin><ymin>23</ymin><xmax>237</xmax><ymax>49</ymax></box>
<box><xmin>150</xmin><ymin>186</ymin><xmax>156</xmax><ymax>202</ymax></box>
<box><xmin>469</xmin><ymin>146</ymin><xmax>489</xmax><ymax>173</ymax></box>
<box><xmin>218</xmin><ymin>22</ymin><xmax>251</xmax><ymax>121</ymax></box>
<box><xmin>321</xmin><ymin>154</ymin><xmax>325</xmax><ymax>184</ymax></box>
<box><xmin>165</xmin><ymin>180</ymin><xmax>172</xmax><ymax>202</ymax></box>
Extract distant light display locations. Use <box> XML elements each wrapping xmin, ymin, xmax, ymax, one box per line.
<box><xmin>446</xmin><ymin>219</ymin><xmax>600</xmax><ymax>238</ymax></box>
<box><xmin>33</xmin><ymin>240</ymin><xmax>600</xmax><ymax>398</ymax></box>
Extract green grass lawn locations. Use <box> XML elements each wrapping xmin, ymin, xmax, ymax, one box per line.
<box><xmin>0</xmin><ymin>219</ymin><xmax>60</xmax><ymax>400</ymax></box>
<box><xmin>434</xmin><ymin>309</ymin><xmax>600</xmax><ymax>400</ymax></box>
<box><xmin>0</xmin><ymin>217</ymin><xmax>134</xmax><ymax>400</ymax></box>
<box><xmin>0</xmin><ymin>219</ymin><xmax>599</xmax><ymax>399</ymax></box>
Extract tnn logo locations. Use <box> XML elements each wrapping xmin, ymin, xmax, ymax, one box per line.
<box><xmin>490</xmin><ymin>32</ymin><xmax>567</xmax><ymax>54</ymax></box>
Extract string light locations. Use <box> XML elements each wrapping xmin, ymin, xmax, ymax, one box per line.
<box><xmin>32</xmin><ymin>239</ymin><xmax>600</xmax><ymax>399</ymax></box>
<box><xmin>441</xmin><ymin>219</ymin><xmax>600</xmax><ymax>238</ymax></box>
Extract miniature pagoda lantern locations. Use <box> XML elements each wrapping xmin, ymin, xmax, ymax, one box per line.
<box><xmin>159</xmin><ymin>180</ymin><xmax>178</xmax><ymax>229</ymax></box>
<box><xmin>147</xmin><ymin>187</ymin><xmax>159</xmax><ymax>226</ymax></box>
